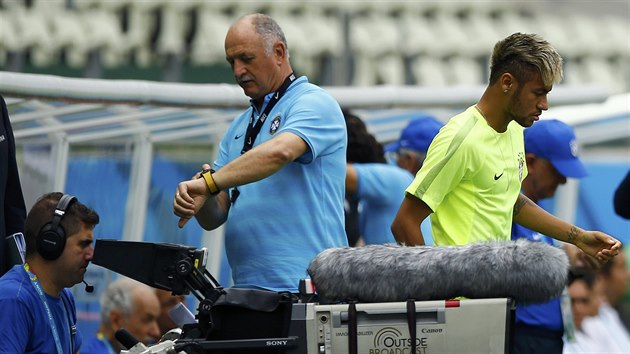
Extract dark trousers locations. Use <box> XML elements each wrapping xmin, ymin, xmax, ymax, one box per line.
<box><xmin>512</xmin><ymin>323</ymin><xmax>563</xmax><ymax>354</ymax></box>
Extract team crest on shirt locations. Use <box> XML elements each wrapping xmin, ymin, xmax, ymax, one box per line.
<box><xmin>517</xmin><ymin>152</ymin><xmax>525</xmax><ymax>181</ymax></box>
<box><xmin>269</xmin><ymin>115</ymin><xmax>282</xmax><ymax>135</ymax></box>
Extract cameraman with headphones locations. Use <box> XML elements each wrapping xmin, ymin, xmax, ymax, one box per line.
<box><xmin>0</xmin><ymin>192</ymin><xmax>99</xmax><ymax>354</ymax></box>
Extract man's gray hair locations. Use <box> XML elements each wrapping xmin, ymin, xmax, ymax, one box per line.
<box><xmin>99</xmin><ymin>277</ymin><xmax>145</xmax><ymax>328</ymax></box>
<box><xmin>250</xmin><ymin>13</ymin><xmax>290</xmax><ymax>58</ymax></box>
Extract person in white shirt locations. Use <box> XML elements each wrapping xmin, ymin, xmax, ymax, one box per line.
<box><xmin>596</xmin><ymin>248</ymin><xmax>630</xmax><ymax>350</ymax></box>
<box><xmin>564</xmin><ymin>264</ymin><xmax>630</xmax><ymax>354</ymax></box>
<box><xmin>563</xmin><ymin>268</ymin><xmax>602</xmax><ymax>353</ymax></box>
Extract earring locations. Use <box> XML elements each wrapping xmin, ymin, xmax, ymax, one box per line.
<box><xmin>503</xmin><ymin>89</ymin><xmax>508</xmax><ymax>94</ymax></box>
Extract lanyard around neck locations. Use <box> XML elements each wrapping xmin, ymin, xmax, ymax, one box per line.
<box><xmin>23</xmin><ymin>263</ymin><xmax>68</xmax><ymax>354</ymax></box>
<box><xmin>241</xmin><ymin>73</ymin><xmax>296</xmax><ymax>155</ymax></box>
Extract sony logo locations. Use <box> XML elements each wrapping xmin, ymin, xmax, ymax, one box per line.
<box><xmin>266</xmin><ymin>340</ymin><xmax>288</xmax><ymax>346</ymax></box>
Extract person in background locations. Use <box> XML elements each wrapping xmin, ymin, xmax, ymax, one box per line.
<box><xmin>344</xmin><ymin>110</ymin><xmax>415</xmax><ymax>245</ymax></box>
<box><xmin>385</xmin><ymin>115</ymin><xmax>443</xmax><ymax>176</ymax></box>
<box><xmin>563</xmin><ymin>267</ymin><xmax>602</xmax><ymax>353</ymax></box>
<box><xmin>385</xmin><ymin>116</ymin><xmax>443</xmax><ymax>245</ymax></box>
<box><xmin>173</xmin><ymin>13</ymin><xmax>347</xmax><ymax>292</ymax></box>
<box><xmin>0</xmin><ymin>94</ymin><xmax>27</xmax><ymax>276</ymax></box>
<box><xmin>595</xmin><ymin>247</ymin><xmax>630</xmax><ymax>348</ymax></box>
<box><xmin>81</xmin><ymin>277</ymin><xmax>161</xmax><ymax>353</ymax></box>
<box><xmin>613</xmin><ymin>170</ymin><xmax>630</xmax><ymax>219</ymax></box>
<box><xmin>0</xmin><ymin>192</ymin><xmax>99</xmax><ymax>353</ymax></box>
<box><xmin>391</xmin><ymin>32</ymin><xmax>620</xmax><ymax>262</ymax></box>
<box><xmin>343</xmin><ymin>110</ymin><xmax>385</xmax><ymax>246</ymax></box>
<box><xmin>511</xmin><ymin>119</ymin><xmax>588</xmax><ymax>353</ymax></box>
<box><xmin>155</xmin><ymin>288</ymin><xmax>186</xmax><ymax>336</ymax></box>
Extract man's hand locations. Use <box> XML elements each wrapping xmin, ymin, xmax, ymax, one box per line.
<box><xmin>173</xmin><ymin>177</ymin><xmax>210</xmax><ymax>228</ymax></box>
<box><xmin>565</xmin><ymin>243</ymin><xmax>602</xmax><ymax>270</ymax></box>
<box><xmin>574</xmin><ymin>230</ymin><xmax>622</xmax><ymax>263</ymax></box>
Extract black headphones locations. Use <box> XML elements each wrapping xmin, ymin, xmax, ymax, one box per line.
<box><xmin>37</xmin><ymin>194</ymin><xmax>77</xmax><ymax>260</ymax></box>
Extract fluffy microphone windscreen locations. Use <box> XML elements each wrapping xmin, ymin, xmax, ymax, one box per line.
<box><xmin>308</xmin><ymin>239</ymin><xmax>568</xmax><ymax>304</ymax></box>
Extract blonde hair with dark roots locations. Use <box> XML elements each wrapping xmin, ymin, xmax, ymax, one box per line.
<box><xmin>489</xmin><ymin>33</ymin><xmax>563</xmax><ymax>87</ymax></box>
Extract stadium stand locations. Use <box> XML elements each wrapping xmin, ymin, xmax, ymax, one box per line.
<box><xmin>0</xmin><ymin>0</ymin><xmax>627</xmax><ymax>93</ymax></box>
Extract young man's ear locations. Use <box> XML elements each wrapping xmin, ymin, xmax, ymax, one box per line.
<box><xmin>500</xmin><ymin>73</ymin><xmax>515</xmax><ymax>93</ymax></box>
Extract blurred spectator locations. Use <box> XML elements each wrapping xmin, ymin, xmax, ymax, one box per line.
<box><xmin>81</xmin><ymin>277</ymin><xmax>160</xmax><ymax>353</ymax></box>
<box><xmin>0</xmin><ymin>95</ymin><xmax>27</xmax><ymax>276</ymax></box>
<box><xmin>613</xmin><ymin>170</ymin><xmax>630</xmax><ymax>219</ymax></box>
<box><xmin>564</xmin><ymin>267</ymin><xmax>602</xmax><ymax>353</ymax></box>
<box><xmin>596</xmin><ymin>247</ymin><xmax>630</xmax><ymax>345</ymax></box>
<box><xmin>511</xmin><ymin>119</ymin><xmax>588</xmax><ymax>354</ymax></box>
<box><xmin>564</xmin><ymin>263</ymin><xmax>630</xmax><ymax>353</ymax></box>
<box><xmin>344</xmin><ymin>110</ymin><xmax>413</xmax><ymax>245</ymax></box>
<box><xmin>155</xmin><ymin>288</ymin><xmax>186</xmax><ymax>336</ymax></box>
<box><xmin>386</xmin><ymin>116</ymin><xmax>444</xmax><ymax>245</ymax></box>
<box><xmin>385</xmin><ymin>116</ymin><xmax>443</xmax><ymax>175</ymax></box>
<box><xmin>343</xmin><ymin>110</ymin><xmax>386</xmax><ymax>246</ymax></box>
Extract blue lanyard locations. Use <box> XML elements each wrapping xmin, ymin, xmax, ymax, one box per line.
<box><xmin>23</xmin><ymin>263</ymin><xmax>68</xmax><ymax>354</ymax></box>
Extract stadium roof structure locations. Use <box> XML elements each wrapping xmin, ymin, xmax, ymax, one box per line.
<box><xmin>1</xmin><ymin>70</ymin><xmax>614</xmax><ymax>144</ymax></box>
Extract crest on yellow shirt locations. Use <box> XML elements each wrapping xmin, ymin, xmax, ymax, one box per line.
<box><xmin>518</xmin><ymin>152</ymin><xmax>525</xmax><ymax>181</ymax></box>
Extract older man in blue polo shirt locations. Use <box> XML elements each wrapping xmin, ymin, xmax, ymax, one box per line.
<box><xmin>511</xmin><ymin>119</ymin><xmax>588</xmax><ymax>353</ymax></box>
<box><xmin>173</xmin><ymin>14</ymin><xmax>347</xmax><ymax>292</ymax></box>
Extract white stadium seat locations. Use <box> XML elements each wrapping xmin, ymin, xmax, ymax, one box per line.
<box><xmin>349</xmin><ymin>7</ymin><xmax>405</xmax><ymax>85</ymax></box>
<box><xmin>51</xmin><ymin>11</ymin><xmax>91</xmax><ymax>68</ymax></box>
<box><xmin>189</xmin><ymin>3</ymin><xmax>233</xmax><ymax>66</ymax></box>
<box><xmin>412</xmin><ymin>56</ymin><xmax>449</xmax><ymax>87</ymax></box>
<box><xmin>0</xmin><ymin>0</ymin><xmax>626</xmax><ymax>93</ymax></box>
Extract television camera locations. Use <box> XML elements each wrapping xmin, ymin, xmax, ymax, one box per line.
<box><xmin>92</xmin><ymin>239</ymin><xmax>568</xmax><ymax>354</ymax></box>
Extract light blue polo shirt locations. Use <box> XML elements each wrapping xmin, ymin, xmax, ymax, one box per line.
<box><xmin>352</xmin><ymin>163</ymin><xmax>412</xmax><ymax>245</ymax></box>
<box><xmin>214</xmin><ymin>76</ymin><xmax>348</xmax><ymax>292</ymax></box>
<box><xmin>353</xmin><ymin>163</ymin><xmax>434</xmax><ymax>245</ymax></box>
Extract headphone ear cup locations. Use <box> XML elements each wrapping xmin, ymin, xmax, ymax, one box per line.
<box><xmin>37</xmin><ymin>223</ymin><xmax>67</xmax><ymax>261</ymax></box>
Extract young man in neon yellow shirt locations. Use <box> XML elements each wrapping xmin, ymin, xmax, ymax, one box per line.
<box><xmin>391</xmin><ymin>32</ymin><xmax>620</xmax><ymax>263</ymax></box>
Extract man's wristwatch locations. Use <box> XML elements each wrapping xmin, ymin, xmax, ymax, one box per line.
<box><xmin>200</xmin><ymin>169</ymin><xmax>220</xmax><ymax>195</ymax></box>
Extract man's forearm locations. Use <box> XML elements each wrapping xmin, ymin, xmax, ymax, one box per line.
<box><xmin>195</xmin><ymin>192</ymin><xmax>230</xmax><ymax>230</ymax></box>
<box><xmin>392</xmin><ymin>217</ymin><xmax>426</xmax><ymax>246</ymax></box>
<box><xmin>213</xmin><ymin>132</ymin><xmax>307</xmax><ymax>191</ymax></box>
<box><xmin>513</xmin><ymin>193</ymin><xmax>582</xmax><ymax>245</ymax></box>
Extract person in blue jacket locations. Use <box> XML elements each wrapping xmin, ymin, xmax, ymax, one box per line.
<box><xmin>511</xmin><ymin>119</ymin><xmax>588</xmax><ymax>353</ymax></box>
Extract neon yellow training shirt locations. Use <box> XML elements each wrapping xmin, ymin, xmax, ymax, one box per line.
<box><xmin>406</xmin><ymin>106</ymin><xmax>527</xmax><ymax>245</ymax></box>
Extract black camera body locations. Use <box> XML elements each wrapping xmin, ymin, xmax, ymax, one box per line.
<box><xmin>92</xmin><ymin>240</ymin><xmax>306</xmax><ymax>353</ymax></box>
